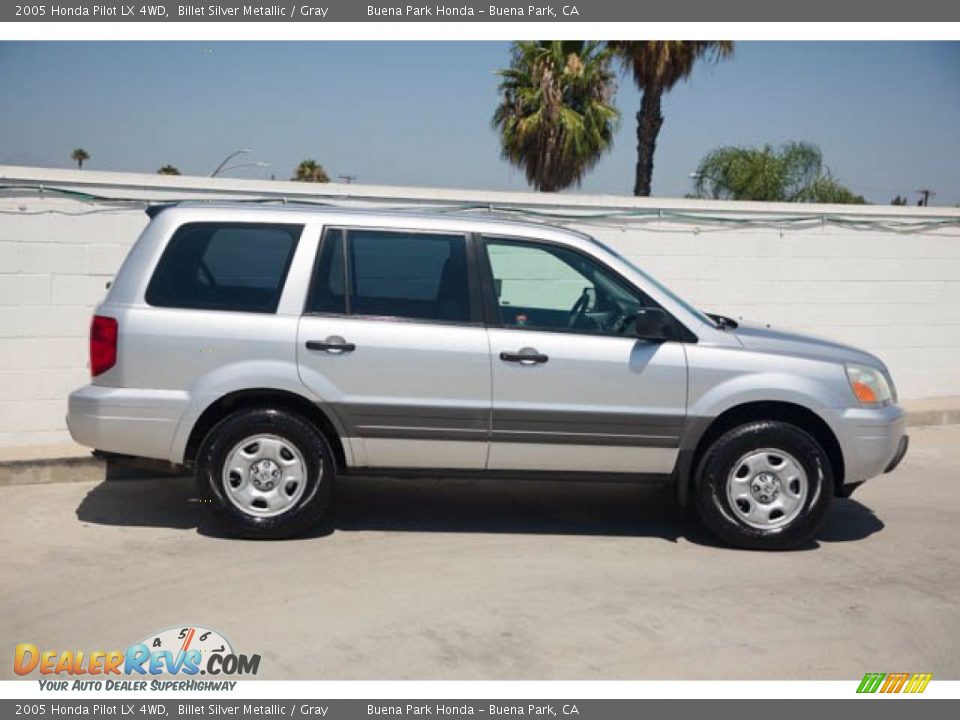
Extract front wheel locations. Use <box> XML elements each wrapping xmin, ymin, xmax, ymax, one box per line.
<box><xmin>693</xmin><ymin>420</ymin><xmax>833</xmax><ymax>550</ymax></box>
<box><xmin>196</xmin><ymin>408</ymin><xmax>334</xmax><ymax>539</ymax></box>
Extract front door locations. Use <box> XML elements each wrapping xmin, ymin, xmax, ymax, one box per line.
<box><xmin>480</xmin><ymin>236</ymin><xmax>688</xmax><ymax>474</ymax></box>
<box><xmin>297</xmin><ymin>226</ymin><xmax>491</xmax><ymax>469</ymax></box>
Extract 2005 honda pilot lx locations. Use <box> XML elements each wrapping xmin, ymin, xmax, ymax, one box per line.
<box><xmin>67</xmin><ymin>204</ymin><xmax>908</xmax><ymax>548</ymax></box>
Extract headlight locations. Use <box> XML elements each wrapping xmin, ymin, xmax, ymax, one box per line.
<box><xmin>845</xmin><ymin>364</ymin><xmax>894</xmax><ymax>406</ymax></box>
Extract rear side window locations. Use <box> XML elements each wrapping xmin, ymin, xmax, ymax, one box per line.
<box><xmin>350</xmin><ymin>230</ymin><xmax>469</xmax><ymax>322</ymax></box>
<box><xmin>305</xmin><ymin>228</ymin><xmax>471</xmax><ymax>323</ymax></box>
<box><xmin>146</xmin><ymin>222</ymin><xmax>302</xmax><ymax>313</ymax></box>
<box><xmin>305</xmin><ymin>229</ymin><xmax>346</xmax><ymax>314</ymax></box>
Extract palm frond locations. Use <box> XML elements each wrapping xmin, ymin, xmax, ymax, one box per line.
<box><xmin>492</xmin><ymin>40</ymin><xmax>619</xmax><ymax>192</ymax></box>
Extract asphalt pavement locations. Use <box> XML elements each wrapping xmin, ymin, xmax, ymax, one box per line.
<box><xmin>2</xmin><ymin>426</ymin><xmax>958</xmax><ymax>680</ymax></box>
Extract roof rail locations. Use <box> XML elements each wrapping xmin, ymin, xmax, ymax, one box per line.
<box><xmin>145</xmin><ymin>202</ymin><xmax>178</xmax><ymax>219</ymax></box>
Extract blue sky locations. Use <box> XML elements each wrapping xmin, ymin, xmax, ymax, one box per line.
<box><xmin>0</xmin><ymin>41</ymin><xmax>958</xmax><ymax>205</ymax></box>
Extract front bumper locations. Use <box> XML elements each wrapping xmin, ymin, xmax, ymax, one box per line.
<box><xmin>884</xmin><ymin>434</ymin><xmax>909</xmax><ymax>473</ymax></box>
<box><xmin>67</xmin><ymin>385</ymin><xmax>189</xmax><ymax>462</ymax></box>
<box><xmin>823</xmin><ymin>403</ymin><xmax>908</xmax><ymax>485</ymax></box>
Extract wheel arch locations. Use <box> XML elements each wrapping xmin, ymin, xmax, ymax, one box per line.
<box><xmin>183</xmin><ymin>388</ymin><xmax>348</xmax><ymax>471</ymax></box>
<box><xmin>675</xmin><ymin>400</ymin><xmax>845</xmax><ymax>505</ymax></box>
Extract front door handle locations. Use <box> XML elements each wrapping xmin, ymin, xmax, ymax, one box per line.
<box><xmin>306</xmin><ymin>338</ymin><xmax>356</xmax><ymax>353</ymax></box>
<box><xmin>500</xmin><ymin>349</ymin><xmax>548</xmax><ymax>365</ymax></box>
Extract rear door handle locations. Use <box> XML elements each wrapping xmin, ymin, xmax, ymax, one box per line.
<box><xmin>500</xmin><ymin>349</ymin><xmax>548</xmax><ymax>365</ymax></box>
<box><xmin>306</xmin><ymin>338</ymin><xmax>356</xmax><ymax>353</ymax></box>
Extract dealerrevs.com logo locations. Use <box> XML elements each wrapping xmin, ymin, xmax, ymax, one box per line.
<box><xmin>14</xmin><ymin>626</ymin><xmax>260</xmax><ymax>690</ymax></box>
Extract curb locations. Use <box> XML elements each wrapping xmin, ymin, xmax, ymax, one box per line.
<box><xmin>0</xmin><ymin>455</ymin><xmax>183</xmax><ymax>487</ymax></box>
<box><xmin>905</xmin><ymin>409</ymin><xmax>960</xmax><ymax>429</ymax></box>
<box><xmin>1</xmin><ymin>410</ymin><xmax>958</xmax><ymax>488</ymax></box>
<box><xmin>0</xmin><ymin>456</ymin><xmax>110</xmax><ymax>487</ymax></box>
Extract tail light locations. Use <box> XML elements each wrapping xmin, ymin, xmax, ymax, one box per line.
<box><xmin>90</xmin><ymin>315</ymin><xmax>118</xmax><ymax>377</ymax></box>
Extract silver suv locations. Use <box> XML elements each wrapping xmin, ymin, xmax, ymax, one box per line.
<box><xmin>67</xmin><ymin>204</ymin><xmax>908</xmax><ymax>549</ymax></box>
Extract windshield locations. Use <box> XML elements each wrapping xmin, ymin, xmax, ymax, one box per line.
<box><xmin>586</xmin><ymin>235</ymin><xmax>718</xmax><ymax>328</ymax></box>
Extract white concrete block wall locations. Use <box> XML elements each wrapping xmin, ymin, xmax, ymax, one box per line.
<box><xmin>0</xmin><ymin>166</ymin><xmax>958</xmax><ymax>451</ymax></box>
<box><xmin>590</xmin><ymin>225</ymin><xmax>960</xmax><ymax>403</ymax></box>
<box><xmin>0</xmin><ymin>179</ymin><xmax>152</xmax><ymax>448</ymax></box>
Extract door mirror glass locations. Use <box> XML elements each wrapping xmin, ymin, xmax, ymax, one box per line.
<box><xmin>634</xmin><ymin>307</ymin><xmax>674</xmax><ymax>342</ymax></box>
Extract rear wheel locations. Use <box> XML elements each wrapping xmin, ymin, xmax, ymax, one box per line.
<box><xmin>693</xmin><ymin>420</ymin><xmax>833</xmax><ymax>550</ymax></box>
<box><xmin>197</xmin><ymin>408</ymin><xmax>334</xmax><ymax>539</ymax></box>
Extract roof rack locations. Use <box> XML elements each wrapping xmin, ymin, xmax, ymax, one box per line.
<box><xmin>145</xmin><ymin>202</ymin><xmax>178</xmax><ymax>219</ymax></box>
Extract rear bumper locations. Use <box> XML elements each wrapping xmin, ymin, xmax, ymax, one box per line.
<box><xmin>67</xmin><ymin>385</ymin><xmax>189</xmax><ymax>462</ymax></box>
<box><xmin>824</xmin><ymin>404</ymin><xmax>908</xmax><ymax>485</ymax></box>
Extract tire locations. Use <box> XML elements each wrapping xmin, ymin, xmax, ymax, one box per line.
<box><xmin>693</xmin><ymin>420</ymin><xmax>833</xmax><ymax>550</ymax></box>
<box><xmin>196</xmin><ymin>408</ymin><xmax>335</xmax><ymax>539</ymax></box>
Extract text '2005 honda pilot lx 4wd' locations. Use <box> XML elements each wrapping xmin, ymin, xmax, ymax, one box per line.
<box><xmin>67</xmin><ymin>204</ymin><xmax>908</xmax><ymax>549</ymax></box>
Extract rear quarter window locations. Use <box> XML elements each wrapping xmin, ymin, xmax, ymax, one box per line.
<box><xmin>146</xmin><ymin>222</ymin><xmax>303</xmax><ymax>313</ymax></box>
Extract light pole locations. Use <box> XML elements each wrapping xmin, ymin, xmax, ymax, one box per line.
<box><xmin>689</xmin><ymin>171</ymin><xmax>717</xmax><ymax>198</ymax></box>
<box><xmin>210</xmin><ymin>149</ymin><xmax>252</xmax><ymax>177</ymax></box>
<box><xmin>217</xmin><ymin>161</ymin><xmax>271</xmax><ymax>176</ymax></box>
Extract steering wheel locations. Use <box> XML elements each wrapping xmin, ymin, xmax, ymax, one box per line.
<box><xmin>566</xmin><ymin>291</ymin><xmax>591</xmax><ymax>328</ymax></box>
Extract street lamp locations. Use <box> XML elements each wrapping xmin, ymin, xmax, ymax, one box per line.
<box><xmin>210</xmin><ymin>149</ymin><xmax>252</xmax><ymax>177</ymax></box>
<box><xmin>217</xmin><ymin>161</ymin><xmax>271</xmax><ymax>176</ymax></box>
<box><xmin>688</xmin><ymin>171</ymin><xmax>718</xmax><ymax>199</ymax></box>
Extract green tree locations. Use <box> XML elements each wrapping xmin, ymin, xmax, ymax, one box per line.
<box><xmin>493</xmin><ymin>41</ymin><xmax>619</xmax><ymax>192</ymax></box>
<box><xmin>70</xmin><ymin>148</ymin><xmax>90</xmax><ymax>169</ymax></box>
<box><xmin>798</xmin><ymin>175</ymin><xmax>867</xmax><ymax>205</ymax></box>
<box><xmin>157</xmin><ymin>165</ymin><xmax>181</xmax><ymax>175</ymax></box>
<box><xmin>292</xmin><ymin>159</ymin><xmax>330</xmax><ymax>183</ymax></box>
<box><xmin>609</xmin><ymin>41</ymin><xmax>734</xmax><ymax>196</ymax></box>
<box><xmin>691</xmin><ymin>142</ymin><xmax>865</xmax><ymax>204</ymax></box>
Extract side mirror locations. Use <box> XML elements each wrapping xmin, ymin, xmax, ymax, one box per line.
<box><xmin>634</xmin><ymin>307</ymin><xmax>674</xmax><ymax>342</ymax></box>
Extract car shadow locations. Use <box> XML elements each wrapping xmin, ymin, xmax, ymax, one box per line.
<box><xmin>75</xmin><ymin>462</ymin><xmax>884</xmax><ymax>548</ymax></box>
<box><xmin>815</xmin><ymin>495</ymin><xmax>885</xmax><ymax>544</ymax></box>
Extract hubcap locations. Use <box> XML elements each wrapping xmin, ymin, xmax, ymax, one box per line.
<box><xmin>750</xmin><ymin>472</ymin><xmax>780</xmax><ymax>503</ymax></box>
<box><xmin>221</xmin><ymin>434</ymin><xmax>311</xmax><ymax>518</ymax></box>
<box><xmin>726</xmin><ymin>448</ymin><xmax>808</xmax><ymax>530</ymax></box>
<box><xmin>250</xmin><ymin>459</ymin><xmax>281</xmax><ymax>491</ymax></box>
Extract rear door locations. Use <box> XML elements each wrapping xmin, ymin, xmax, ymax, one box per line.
<box><xmin>480</xmin><ymin>235</ymin><xmax>688</xmax><ymax>475</ymax></box>
<box><xmin>297</xmin><ymin>226</ymin><xmax>491</xmax><ymax>469</ymax></box>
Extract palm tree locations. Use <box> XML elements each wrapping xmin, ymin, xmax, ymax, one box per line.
<box><xmin>70</xmin><ymin>148</ymin><xmax>90</xmax><ymax>170</ymax></box>
<box><xmin>292</xmin><ymin>159</ymin><xmax>330</xmax><ymax>183</ymax></box>
<box><xmin>609</xmin><ymin>41</ymin><xmax>734</xmax><ymax>196</ymax></box>
<box><xmin>157</xmin><ymin>165</ymin><xmax>181</xmax><ymax>175</ymax></box>
<box><xmin>493</xmin><ymin>41</ymin><xmax>619</xmax><ymax>192</ymax></box>
<box><xmin>691</xmin><ymin>142</ymin><xmax>865</xmax><ymax>204</ymax></box>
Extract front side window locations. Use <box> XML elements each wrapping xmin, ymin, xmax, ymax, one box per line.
<box><xmin>484</xmin><ymin>238</ymin><xmax>652</xmax><ymax>336</ymax></box>
<box><xmin>587</xmin><ymin>235</ymin><xmax>716</xmax><ymax>328</ymax></box>
<box><xmin>146</xmin><ymin>222</ymin><xmax>302</xmax><ymax>313</ymax></box>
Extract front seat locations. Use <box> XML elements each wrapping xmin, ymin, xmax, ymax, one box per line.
<box><xmin>434</xmin><ymin>250</ymin><xmax>470</xmax><ymax>321</ymax></box>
